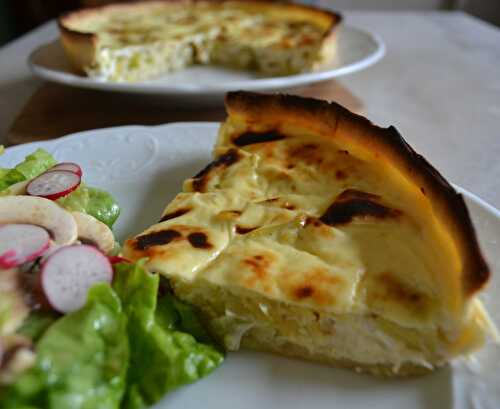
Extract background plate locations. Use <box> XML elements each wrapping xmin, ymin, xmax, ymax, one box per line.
<box><xmin>2</xmin><ymin>123</ymin><xmax>499</xmax><ymax>409</ymax></box>
<box><xmin>28</xmin><ymin>25</ymin><xmax>384</xmax><ymax>97</ymax></box>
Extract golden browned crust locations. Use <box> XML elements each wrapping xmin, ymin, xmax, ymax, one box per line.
<box><xmin>58</xmin><ymin>0</ymin><xmax>342</xmax><ymax>74</ymax></box>
<box><xmin>59</xmin><ymin>0</ymin><xmax>341</xmax><ymax>33</ymax></box>
<box><xmin>58</xmin><ymin>22</ymin><xmax>97</xmax><ymax>74</ymax></box>
<box><xmin>224</xmin><ymin>91</ymin><xmax>490</xmax><ymax>298</ymax></box>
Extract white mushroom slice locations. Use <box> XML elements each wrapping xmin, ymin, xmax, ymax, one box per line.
<box><xmin>71</xmin><ymin>211</ymin><xmax>115</xmax><ymax>254</ymax></box>
<box><xmin>2</xmin><ymin>180</ymin><xmax>29</xmax><ymax>196</ymax></box>
<box><xmin>0</xmin><ymin>196</ymin><xmax>77</xmax><ymax>245</ymax></box>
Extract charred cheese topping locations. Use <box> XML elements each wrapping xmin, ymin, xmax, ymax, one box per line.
<box><xmin>59</xmin><ymin>1</ymin><xmax>340</xmax><ymax>82</ymax></box>
<box><xmin>124</xmin><ymin>92</ymin><xmax>494</xmax><ymax>375</ymax></box>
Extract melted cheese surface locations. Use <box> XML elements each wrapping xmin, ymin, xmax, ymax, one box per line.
<box><xmin>123</xmin><ymin>95</ymin><xmax>494</xmax><ymax>370</ymax></box>
<box><xmin>125</xmin><ymin>129</ymin><xmax>454</xmax><ymax>333</ymax></box>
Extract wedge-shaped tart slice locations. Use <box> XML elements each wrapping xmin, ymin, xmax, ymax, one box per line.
<box><xmin>58</xmin><ymin>0</ymin><xmax>341</xmax><ymax>82</ymax></box>
<box><xmin>124</xmin><ymin>92</ymin><xmax>495</xmax><ymax>375</ymax></box>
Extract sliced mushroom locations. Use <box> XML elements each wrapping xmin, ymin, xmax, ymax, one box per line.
<box><xmin>3</xmin><ymin>180</ymin><xmax>29</xmax><ymax>196</ymax></box>
<box><xmin>0</xmin><ymin>196</ymin><xmax>77</xmax><ymax>245</ymax></box>
<box><xmin>71</xmin><ymin>211</ymin><xmax>115</xmax><ymax>254</ymax></box>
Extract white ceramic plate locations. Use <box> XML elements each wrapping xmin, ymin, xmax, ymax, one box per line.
<box><xmin>28</xmin><ymin>25</ymin><xmax>384</xmax><ymax>99</ymax></box>
<box><xmin>2</xmin><ymin>123</ymin><xmax>499</xmax><ymax>409</ymax></box>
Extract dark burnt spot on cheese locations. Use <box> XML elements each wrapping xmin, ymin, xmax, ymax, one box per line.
<box><xmin>295</xmin><ymin>286</ymin><xmax>314</xmax><ymax>299</ymax></box>
<box><xmin>236</xmin><ymin>225</ymin><xmax>258</xmax><ymax>234</ymax></box>
<box><xmin>320</xmin><ymin>189</ymin><xmax>401</xmax><ymax>226</ymax></box>
<box><xmin>135</xmin><ymin>229</ymin><xmax>182</xmax><ymax>250</ymax></box>
<box><xmin>159</xmin><ymin>207</ymin><xmax>191</xmax><ymax>222</ymax></box>
<box><xmin>192</xmin><ymin>149</ymin><xmax>241</xmax><ymax>192</ymax></box>
<box><xmin>232</xmin><ymin>130</ymin><xmax>286</xmax><ymax>146</ymax></box>
<box><xmin>420</xmin><ymin>187</ymin><xmax>426</xmax><ymax>195</ymax></box>
<box><xmin>286</xmin><ymin>269</ymin><xmax>342</xmax><ymax>305</ymax></box>
<box><xmin>243</xmin><ymin>254</ymin><xmax>272</xmax><ymax>279</ymax></box>
<box><xmin>187</xmin><ymin>232</ymin><xmax>212</xmax><ymax>249</ymax></box>
<box><xmin>335</xmin><ymin>170</ymin><xmax>348</xmax><ymax>180</ymax></box>
<box><xmin>305</xmin><ymin>217</ymin><xmax>322</xmax><ymax>227</ymax></box>
<box><xmin>370</xmin><ymin>272</ymin><xmax>429</xmax><ymax>313</ymax></box>
<box><xmin>288</xmin><ymin>143</ymin><xmax>323</xmax><ymax>166</ymax></box>
<box><xmin>382</xmin><ymin>273</ymin><xmax>423</xmax><ymax>304</ymax></box>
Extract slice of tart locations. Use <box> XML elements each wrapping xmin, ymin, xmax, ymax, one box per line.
<box><xmin>123</xmin><ymin>91</ymin><xmax>495</xmax><ymax>376</ymax></box>
<box><xmin>58</xmin><ymin>1</ymin><xmax>341</xmax><ymax>82</ymax></box>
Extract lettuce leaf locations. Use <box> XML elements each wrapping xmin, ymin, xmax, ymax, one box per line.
<box><xmin>114</xmin><ymin>261</ymin><xmax>224</xmax><ymax>408</ymax></box>
<box><xmin>56</xmin><ymin>185</ymin><xmax>121</xmax><ymax>228</ymax></box>
<box><xmin>13</xmin><ymin>149</ymin><xmax>57</xmax><ymax>181</ymax></box>
<box><xmin>0</xmin><ymin>148</ymin><xmax>120</xmax><ymax>228</ymax></box>
<box><xmin>0</xmin><ymin>285</ymin><xmax>129</xmax><ymax>409</ymax></box>
<box><xmin>0</xmin><ymin>262</ymin><xmax>223</xmax><ymax>409</ymax></box>
<box><xmin>0</xmin><ymin>149</ymin><xmax>56</xmax><ymax>192</ymax></box>
<box><xmin>17</xmin><ymin>311</ymin><xmax>59</xmax><ymax>343</ymax></box>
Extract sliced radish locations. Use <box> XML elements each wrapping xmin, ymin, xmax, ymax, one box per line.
<box><xmin>49</xmin><ymin>162</ymin><xmax>82</xmax><ymax>177</ymax></box>
<box><xmin>41</xmin><ymin>245</ymin><xmax>113</xmax><ymax>313</ymax></box>
<box><xmin>0</xmin><ymin>224</ymin><xmax>50</xmax><ymax>268</ymax></box>
<box><xmin>107</xmin><ymin>255</ymin><xmax>131</xmax><ymax>265</ymax></box>
<box><xmin>27</xmin><ymin>170</ymin><xmax>81</xmax><ymax>200</ymax></box>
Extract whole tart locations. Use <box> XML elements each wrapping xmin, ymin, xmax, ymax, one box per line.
<box><xmin>59</xmin><ymin>0</ymin><xmax>342</xmax><ymax>82</ymax></box>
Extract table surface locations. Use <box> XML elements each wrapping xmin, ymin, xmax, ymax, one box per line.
<box><xmin>0</xmin><ymin>11</ymin><xmax>499</xmax><ymax>208</ymax></box>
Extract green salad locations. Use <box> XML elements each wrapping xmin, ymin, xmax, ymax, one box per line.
<box><xmin>0</xmin><ymin>262</ymin><xmax>223</xmax><ymax>409</ymax></box>
<box><xmin>0</xmin><ymin>149</ymin><xmax>120</xmax><ymax>228</ymax></box>
<box><xmin>0</xmin><ymin>149</ymin><xmax>224</xmax><ymax>408</ymax></box>
<box><xmin>0</xmin><ymin>149</ymin><xmax>56</xmax><ymax>192</ymax></box>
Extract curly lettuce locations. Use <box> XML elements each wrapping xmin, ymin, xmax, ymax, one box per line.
<box><xmin>0</xmin><ymin>148</ymin><xmax>120</xmax><ymax>228</ymax></box>
<box><xmin>0</xmin><ymin>149</ymin><xmax>56</xmax><ymax>192</ymax></box>
<box><xmin>0</xmin><ymin>262</ymin><xmax>224</xmax><ymax>409</ymax></box>
<box><xmin>57</xmin><ymin>185</ymin><xmax>121</xmax><ymax>228</ymax></box>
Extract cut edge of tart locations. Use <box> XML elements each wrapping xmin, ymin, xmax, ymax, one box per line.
<box><xmin>58</xmin><ymin>0</ymin><xmax>342</xmax><ymax>82</ymax></box>
<box><xmin>123</xmin><ymin>91</ymin><xmax>496</xmax><ymax>376</ymax></box>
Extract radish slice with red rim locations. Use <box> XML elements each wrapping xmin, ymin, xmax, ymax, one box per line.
<box><xmin>41</xmin><ymin>245</ymin><xmax>113</xmax><ymax>313</ymax></box>
<box><xmin>0</xmin><ymin>224</ymin><xmax>50</xmax><ymax>268</ymax></box>
<box><xmin>27</xmin><ymin>170</ymin><xmax>81</xmax><ymax>200</ymax></box>
<box><xmin>49</xmin><ymin>162</ymin><xmax>82</xmax><ymax>177</ymax></box>
<box><xmin>108</xmin><ymin>255</ymin><xmax>131</xmax><ymax>265</ymax></box>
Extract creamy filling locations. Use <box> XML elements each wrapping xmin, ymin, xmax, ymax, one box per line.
<box><xmin>171</xmin><ymin>279</ymin><xmax>451</xmax><ymax>372</ymax></box>
<box><xmin>84</xmin><ymin>14</ymin><xmax>326</xmax><ymax>81</ymax></box>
